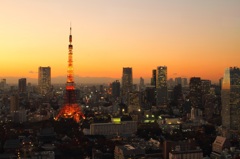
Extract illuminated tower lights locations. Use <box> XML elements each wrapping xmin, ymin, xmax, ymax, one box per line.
<box><xmin>55</xmin><ymin>27</ymin><xmax>85</xmax><ymax>123</ymax></box>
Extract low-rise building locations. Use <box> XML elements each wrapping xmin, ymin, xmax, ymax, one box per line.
<box><xmin>88</xmin><ymin>121</ymin><xmax>137</xmax><ymax>137</ymax></box>
<box><xmin>114</xmin><ymin>144</ymin><xmax>145</xmax><ymax>159</ymax></box>
<box><xmin>164</xmin><ymin>140</ymin><xmax>202</xmax><ymax>159</ymax></box>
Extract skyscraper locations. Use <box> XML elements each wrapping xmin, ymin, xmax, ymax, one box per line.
<box><xmin>151</xmin><ymin>69</ymin><xmax>156</xmax><ymax>87</ymax></box>
<box><xmin>38</xmin><ymin>66</ymin><xmax>51</xmax><ymax>95</ymax></box>
<box><xmin>156</xmin><ymin>66</ymin><xmax>168</xmax><ymax>108</ymax></box>
<box><xmin>122</xmin><ymin>67</ymin><xmax>133</xmax><ymax>96</ymax></box>
<box><xmin>18</xmin><ymin>78</ymin><xmax>27</xmax><ymax>93</ymax></box>
<box><xmin>112</xmin><ymin>80</ymin><xmax>120</xmax><ymax>98</ymax></box>
<box><xmin>221</xmin><ymin>67</ymin><xmax>240</xmax><ymax>137</ymax></box>
<box><xmin>189</xmin><ymin>77</ymin><xmax>202</xmax><ymax>109</ymax></box>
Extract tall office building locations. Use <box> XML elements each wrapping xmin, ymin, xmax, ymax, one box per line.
<box><xmin>112</xmin><ymin>80</ymin><xmax>120</xmax><ymax>98</ymax></box>
<box><xmin>221</xmin><ymin>67</ymin><xmax>240</xmax><ymax>136</ymax></box>
<box><xmin>189</xmin><ymin>77</ymin><xmax>202</xmax><ymax>109</ymax></box>
<box><xmin>151</xmin><ymin>69</ymin><xmax>156</xmax><ymax>87</ymax></box>
<box><xmin>38</xmin><ymin>66</ymin><xmax>51</xmax><ymax>95</ymax></box>
<box><xmin>145</xmin><ymin>86</ymin><xmax>156</xmax><ymax>106</ymax></box>
<box><xmin>156</xmin><ymin>66</ymin><xmax>168</xmax><ymax>108</ymax></box>
<box><xmin>122</xmin><ymin>67</ymin><xmax>133</xmax><ymax>96</ymax></box>
<box><xmin>18</xmin><ymin>78</ymin><xmax>27</xmax><ymax>93</ymax></box>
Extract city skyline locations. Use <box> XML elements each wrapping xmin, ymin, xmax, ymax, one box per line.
<box><xmin>1</xmin><ymin>0</ymin><xmax>240</xmax><ymax>83</ymax></box>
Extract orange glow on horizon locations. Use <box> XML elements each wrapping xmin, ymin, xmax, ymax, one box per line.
<box><xmin>0</xmin><ymin>1</ymin><xmax>239</xmax><ymax>83</ymax></box>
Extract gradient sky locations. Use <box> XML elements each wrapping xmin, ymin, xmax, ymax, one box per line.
<box><xmin>0</xmin><ymin>0</ymin><xmax>240</xmax><ymax>83</ymax></box>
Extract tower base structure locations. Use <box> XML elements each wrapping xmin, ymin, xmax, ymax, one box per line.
<box><xmin>55</xmin><ymin>104</ymin><xmax>85</xmax><ymax>123</ymax></box>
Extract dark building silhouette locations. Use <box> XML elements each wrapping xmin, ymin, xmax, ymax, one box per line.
<box><xmin>18</xmin><ymin>78</ymin><xmax>27</xmax><ymax>93</ymax></box>
<box><xmin>122</xmin><ymin>67</ymin><xmax>133</xmax><ymax>96</ymax></box>
<box><xmin>201</xmin><ymin>80</ymin><xmax>211</xmax><ymax>95</ymax></box>
<box><xmin>151</xmin><ymin>69</ymin><xmax>156</xmax><ymax>87</ymax></box>
<box><xmin>139</xmin><ymin>77</ymin><xmax>144</xmax><ymax>91</ymax></box>
<box><xmin>112</xmin><ymin>80</ymin><xmax>120</xmax><ymax>98</ymax></box>
<box><xmin>172</xmin><ymin>84</ymin><xmax>183</xmax><ymax>109</ymax></box>
<box><xmin>221</xmin><ymin>67</ymin><xmax>240</xmax><ymax>137</ymax></box>
<box><xmin>182</xmin><ymin>78</ymin><xmax>188</xmax><ymax>87</ymax></box>
<box><xmin>189</xmin><ymin>77</ymin><xmax>202</xmax><ymax>109</ymax></box>
<box><xmin>38</xmin><ymin>66</ymin><xmax>51</xmax><ymax>95</ymax></box>
<box><xmin>156</xmin><ymin>66</ymin><xmax>168</xmax><ymax>108</ymax></box>
<box><xmin>10</xmin><ymin>94</ymin><xmax>19</xmax><ymax>113</ymax></box>
<box><xmin>175</xmin><ymin>77</ymin><xmax>182</xmax><ymax>86</ymax></box>
<box><xmin>145</xmin><ymin>86</ymin><xmax>156</xmax><ymax>106</ymax></box>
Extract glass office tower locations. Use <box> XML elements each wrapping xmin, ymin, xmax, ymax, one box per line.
<box><xmin>221</xmin><ymin>67</ymin><xmax>240</xmax><ymax>137</ymax></box>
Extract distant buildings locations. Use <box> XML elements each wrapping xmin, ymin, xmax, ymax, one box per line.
<box><xmin>122</xmin><ymin>67</ymin><xmax>133</xmax><ymax>96</ymax></box>
<box><xmin>156</xmin><ymin>66</ymin><xmax>168</xmax><ymax>108</ymax></box>
<box><xmin>38</xmin><ymin>66</ymin><xmax>51</xmax><ymax>95</ymax></box>
<box><xmin>221</xmin><ymin>67</ymin><xmax>240</xmax><ymax>137</ymax></box>
<box><xmin>175</xmin><ymin>77</ymin><xmax>182</xmax><ymax>86</ymax></box>
<box><xmin>139</xmin><ymin>77</ymin><xmax>144</xmax><ymax>91</ymax></box>
<box><xmin>182</xmin><ymin>78</ymin><xmax>188</xmax><ymax>87</ymax></box>
<box><xmin>0</xmin><ymin>78</ymin><xmax>7</xmax><ymax>90</ymax></box>
<box><xmin>18</xmin><ymin>78</ymin><xmax>27</xmax><ymax>93</ymax></box>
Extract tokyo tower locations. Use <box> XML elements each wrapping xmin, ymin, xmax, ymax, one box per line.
<box><xmin>55</xmin><ymin>27</ymin><xmax>85</xmax><ymax>123</ymax></box>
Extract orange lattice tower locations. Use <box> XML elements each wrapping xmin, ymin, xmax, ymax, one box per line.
<box><xmin>55</xmin><ymin>26</ymin><xmax>85</xmax><ymax>123</ymax></box>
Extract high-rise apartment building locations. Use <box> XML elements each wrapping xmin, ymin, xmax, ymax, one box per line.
<box><xmin>122</xmin><ymin>67</ymin><xmax>133</xmax><ymax>96</ymax></box>
<box><xmin>156</xmin><ymin>66</ymin><xmax>168</xmax><ymax>108</ymax></box>
<box><xmin>18</xmin><ymin>78</ymin><xmax>27</xmax><ymax>93</ymax></box>
<box><xmin>221</xmin><ymin>67</ymin><xmax>240</xmax><ymax>136</ymax></box>
<box><xmin>38</xmin><ymin>66</ymin><xmax>51</xmax><ymax>95</ymax></box>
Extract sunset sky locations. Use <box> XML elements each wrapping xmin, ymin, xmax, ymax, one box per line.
<box><xmin>0</xmin><ymin>0</ymin><xmax>240</xmax><ymax>83</ymax></box>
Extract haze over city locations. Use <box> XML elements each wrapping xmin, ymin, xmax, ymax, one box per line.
<box><xmin>1</xmin><ymin>0</ymin><xmax>240</xmax><ymax>84</ymax></box>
